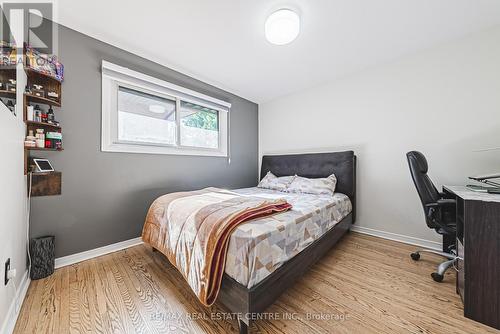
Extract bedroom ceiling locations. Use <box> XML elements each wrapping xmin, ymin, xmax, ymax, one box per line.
<box><xmin>53</xmin><ymin>0</ymin><xmax>500</xmax><ymax>103</ymax></box>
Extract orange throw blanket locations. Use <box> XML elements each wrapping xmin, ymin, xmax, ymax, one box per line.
<box><xmin>141</xmin><ymin>188</ymin><xmax>291</xmax><ymax>306</ymax></box>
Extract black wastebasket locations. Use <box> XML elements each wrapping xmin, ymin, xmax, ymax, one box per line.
<box><xmin>29</xmin><ymin>236</ymin><xmax>55</xmax><ymax>280</ymax></box>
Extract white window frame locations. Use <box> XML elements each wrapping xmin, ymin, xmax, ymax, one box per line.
<box><xmin>101</xmin><ymin>61</ymin><xmax>230</xmax><ymax>157</ymax></box>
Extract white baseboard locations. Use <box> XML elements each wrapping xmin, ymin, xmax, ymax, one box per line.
<box><xmin>55</xmin><ymin>237</ymin><xmax>143</xmax><ymax>269</ymax></box>
<box><xmin>1</xmin><ymin>270</ymin><xmax>31</xmax><ymax>334</ymax></box>
<box><xmin>351</xmin><ymin>226</ymin><xmax>442</xmax><ymax>251</ymax></box>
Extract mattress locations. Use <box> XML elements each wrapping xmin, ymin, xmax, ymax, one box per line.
<box><xmin>225</xmin><ymin>187</ymin><xmax>352</xmax><ymax>288</ymax></box>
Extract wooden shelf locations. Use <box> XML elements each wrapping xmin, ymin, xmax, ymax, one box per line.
<box><xmin>23</xmin><ymin>53</ymin><xmax>64</xmax><ymax>185</ymax></box>
<box><xmin>25</xmin><ymin>147</ymin><xmax>63</xmax><ymax>152</ymax></box>
<box><xmin>24</xmin><ymin>93</ymin><xmax>61</xmax><ymax>107</ymax></box>
<box><xmin>25</xmin><ymin>121</ymin><xmax>61</xmax><ymax>130</ymax></box>
<box><xmin>24</xmin><ymin>67</ymin><xmax>63</xmax><ymax>82</ymax></box>
<box><xmin>0</xmin><ymin>89</ymin><xmax>16</xmax><ymax>97</ymax></box>
<box><xmin>0</xmin><ymin>65</ymin><xmax>16</xmax><ymax>71</ymax></box>
<box><xmin>29</xmin><ymin>171</ymin><xmax>57</xmax><ymax>176</ymax></box>
<box><xmin>26</xmin><ymin>121</ymin><xmax>62</xmax><ymax>130</ymax></box>
<box><xmin>30</xmin><ymin>171</ymin><xmax>62</xmax><ymax>197</ymax></box>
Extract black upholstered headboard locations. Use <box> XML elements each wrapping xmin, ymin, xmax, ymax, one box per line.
<box><xmin>260</xmin><ymin>151</ymin><xmax>356</xmax><ymax>222</ymax></box>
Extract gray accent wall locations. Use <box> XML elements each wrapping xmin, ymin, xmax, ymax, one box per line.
<box><xmin>30</xmin><ymin>24</ymin><xmax>259</xmax><ymax>258</ymax></box>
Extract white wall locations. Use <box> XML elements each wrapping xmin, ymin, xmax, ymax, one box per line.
<box><xmin>260</xmin><ymin>26</ymin><xmax>500</xmax><ymax>245</ymax></box>
<box><xmin>0</xmin><ymin>65</ymin><xmax>28</xmax><ymax>333</ymax></box>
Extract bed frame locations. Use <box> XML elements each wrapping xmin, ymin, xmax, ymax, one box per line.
<box><xmin>217</xmin><ymin>150</ymin><xmax>357</xmax><ymax>334</ymax></box>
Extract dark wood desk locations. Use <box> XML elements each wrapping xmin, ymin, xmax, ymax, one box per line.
<box><xmin>443</xmin><ymin>186</ymin><xmax>500</xmax><ymax>330</ymax></box>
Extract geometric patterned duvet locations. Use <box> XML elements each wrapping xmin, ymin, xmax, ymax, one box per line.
<box><xmin>225</xmin><ymin>187</ymin><xmax>352</xmax><ymax>288</ymax></box>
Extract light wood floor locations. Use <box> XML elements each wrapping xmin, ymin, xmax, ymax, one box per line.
<box><xmin>14</xmin><ymin>232</ymin><xmax>499</xmax><ymax>334</ymax></box>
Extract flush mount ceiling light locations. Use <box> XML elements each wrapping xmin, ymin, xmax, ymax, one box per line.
<box><xmin>265</xmin><ymin>9</ymin><xmax>300</xmax><ymax>45</ymax></box>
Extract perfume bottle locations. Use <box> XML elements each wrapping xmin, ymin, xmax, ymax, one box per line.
<box><xmin>34</xmin><ymin>105</ymin><xmax>42</xmax><ymax>122</ymax></box>
<box><xmin>35</xmin><ymin>128</ymin><xmax>45</xmax><ymax>148</ymax></box>
<box><xmin>47</xmin><ymin>106</ymin><xmax>55</xmax><ymax>122</ymax></box>
<box><xmin>27</xmin><ymin>105</ymin><xmax>34</xmax><ymax>121</ymax></box>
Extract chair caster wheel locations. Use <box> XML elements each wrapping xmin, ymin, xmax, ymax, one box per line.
<box><xmin>431</xmin><ymin>272</ymin><xmax>444</xmax><ymax>282</ymax></box>
<box><xmin>410</xmin><ymin>252</ymin><xmax>420</xmax><ymax>261</ymax></box>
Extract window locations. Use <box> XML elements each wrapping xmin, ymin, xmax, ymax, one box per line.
<box><xmin>180</xmin><ymin>101</ymin><xmax>219</xmax><ymax>149</ymax></box>
<box><xmin>101</xmin><ymin>61</ymin><xmax>230</xmax><ymax>156</ymax></box>
<box><xmin>118</xmin><ymin>87</ymin><xmax>177</xmax><ymax>146</ymax></box>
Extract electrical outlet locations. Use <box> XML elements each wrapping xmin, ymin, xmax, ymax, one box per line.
<box><xmin>4</xmin><ymin>258</ymin><xmax>10</xmax><ymax>285</ymax></box>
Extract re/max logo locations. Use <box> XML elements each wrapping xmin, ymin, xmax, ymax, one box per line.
<box><xmin>1</xmin><ymin>2</ymin><xmax>55</xmax><ymax>54</ymax></box>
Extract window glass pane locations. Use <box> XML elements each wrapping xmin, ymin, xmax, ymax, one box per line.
<box><xmin>180</xmin><ymin>101</ymin><xmax>219</xmax><ymax>149</ymax></box>
<box><xmin>118</xmin><ymin>87</ymin><xmax>176</xmax><ymax>145</ymax></box>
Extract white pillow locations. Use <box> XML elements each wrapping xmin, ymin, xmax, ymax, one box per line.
<box><xmin>258</xmin><ymin>172</ymin><xmax>295</xmax><ymax>192</ymax></box>
<box><xmin>286</xmin><ymin>174</ymin><xmax>337</xmax><ymax>196</ymax></box>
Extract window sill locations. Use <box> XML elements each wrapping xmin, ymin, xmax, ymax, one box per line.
<box><xmin>101</xmin><ymin>142</ymin><xmax>227</xmax><ymax>157</ymax></box>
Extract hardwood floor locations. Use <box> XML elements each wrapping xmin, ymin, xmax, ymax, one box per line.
<box><xmin>13</xmin><ymin>232</ymin><xmax>499</xmax><ymax>334</ymax></box>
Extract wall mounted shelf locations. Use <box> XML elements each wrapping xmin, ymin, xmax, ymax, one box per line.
<box><xmin>25</xmin><ymin>121</ymin><xmax>61</xmax><ymax>130</ymax></box>
<box><xmin>24</xmin><ymin>93</ymin><xmax>61</xmax><ymax>107</ymax></box>
<box><xmin>0</xmin><ymin>68</ymin><xmax>17</xmax><ymax>110</ymax></box>
<box><xmin>29</xmin><ymin>171</ymin><xmax>62</xmax><ymax>197</ymax></box>
<box><xmin>24</xmin><ymin>67</ymin><xmax>63</xmax><ymax>82</ymax></box>
<box><xmin>23</xmin><ymin>45</ymin><xmax>64</xmax><ymax>197</ymax></box>
<box><xmin>0</xmin><ymin>90</ymin><xmax>16</xmax><ymax>97</ymax></box>
<box><xmin>25</xmin><ymin>147</ymin><xmax>63</xmax><ymax>152</ymax></box>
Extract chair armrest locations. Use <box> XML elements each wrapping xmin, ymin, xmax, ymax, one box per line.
<box><xmin>437</xmin><ymin>199</ymin><xmax>456</xmax><ymax>206</ymax></box>
<box><xmin>425</xmin><ymin>199</ymin><xmax>456</xmax><ymax>234</ymax></box>
<box><xmin>425</xmin><ymin>199</ymin><xmax>456</xmax><ymax>209</ymax></box>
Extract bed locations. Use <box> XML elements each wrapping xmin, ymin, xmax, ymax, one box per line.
<box><xmin>218</xmin><ymin>151</ymin><xmax>356</xmax><ymax>333</ymax></box>
<box><xmin>146</xmin><ymin>151</ymin><xmax>356</xmax><ymax>333</ymax></box>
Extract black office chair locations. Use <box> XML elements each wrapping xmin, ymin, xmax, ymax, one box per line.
<box><xmin>406</xmin><ymin>151</ymin><xmax>458</xmax><ymax>282</ymax></box>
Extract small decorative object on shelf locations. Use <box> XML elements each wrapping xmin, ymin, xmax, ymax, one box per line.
<box><xmin>32</xmin><ymin>84</ymin><xmax>44</xmax><ymax>97</ymax></box>
<box><xmin>34</xmin><ymin>104</ymin><xmax>42</xmax><ymax>122</ymax></box>
<box><xmin>47</xmin><ymin>91</ymin><xmax>59</xmax><ymax>100</ymax></box>
<box><xmin>27</xmin><ymin>129</ymin><xmax>36</xmax><ymax>140</ymax></box>
<box><xmin>47</xmin><ymin>119</ymin><xmax>60</xmax><ymax>127</ymax></box>
<box><xmin>41</xmin><ymin>105</ymin><xmax>48</xmax><ymax>123</ymax></box>
<box><xmin>47</xmin><ymin>106</ymin><xmax>55</xmax><ymax>122</ymax></box>
<box><xmin>0</xmin><ymin>41</ymin><xmax>16</xmax><ymax>66</ymax></box>
<box><xmin>6</xmin><ymin>79</ymin><xmax>16</xmax><ymax>92</ymax></box>
<box><xmin>45</xmin><ymin>132</ymin><xmax>62</xmax><ymax>149</ymax></box>
<box><xmin>25</xmin><ymin>129</ymin><xmax>36</xmax><ymax>148</ymax></box>
<box><xmin>27</xmin><ymin>105</ymin><xmax>34</xmax><ymax>121</ymax></box>
<box><xmin>25</xmin><ymin>43</ymin><xmax>64</xmax><ymax>82</ymax></box>
<box><xmin>35</xmin><ymin>128</ymin><xmax>45</xmax><ymax>148</ymax></box>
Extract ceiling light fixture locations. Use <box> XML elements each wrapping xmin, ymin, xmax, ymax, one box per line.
<box><xmin>265</xmin><ymin>9</ymin><xmax>300</xmax><ymax>45</ymax></box>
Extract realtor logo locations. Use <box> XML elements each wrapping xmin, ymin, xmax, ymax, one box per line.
<box><xmin>1</xmin><ymin>2</ymin><xmax>56</xmax><ymax>54</ymax></box>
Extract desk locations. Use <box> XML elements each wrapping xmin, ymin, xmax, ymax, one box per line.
<box><xmin>443</xmin><ymin>186</ymin><xmax>500</xmax><ymax>330</ymax></box>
